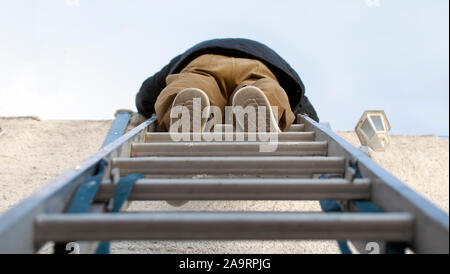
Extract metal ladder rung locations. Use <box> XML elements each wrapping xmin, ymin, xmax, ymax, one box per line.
<box><xmin>286</xmin><ymin>124</ymin><xmax>305</xmax><ymax>131</ymax></box>
<box><xmin>111</xmin><ymin>156</ymin><xmax>345</xmax><ymax>176</ymax></box>
<box><xmin>212</xmin><ymin>124</ymin><xmax>305</xmax><ymax>132</ymax></box>
<box><xmin>1</xmin><ymin>114</ymin><xmax>447</xmax><ymax>254</ymax></box>
<box><xmin>131</xmin><ymin>141</ymin><xmax>328</xmax><ymax>157</ymax></box>
<box><xmin>35</xmin><ymin>212</ymin><xmax>414</xmax><ymax>242</ymax></box>
<box><xmin>95</xmin><ymin>178</ymin><xmax>371</xmax><ymax>201</ymax></box>
<box><xmin>145</xmin><ymin>132</ymin><xmax>316</xmax><ymax>142</ymax></box>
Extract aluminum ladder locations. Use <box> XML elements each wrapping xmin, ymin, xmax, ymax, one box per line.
<box><xmin>0</xmin><ymin>112</ymin><xmax>447</xmax><ymax>253</ymax></box>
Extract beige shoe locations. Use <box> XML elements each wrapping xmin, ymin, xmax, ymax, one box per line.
<box><xmin>231</xmin><ymin>86</ymin><xmax>281</xmax><ymax>132</ymax></box>
<box><xmin>170</xmin><ymin>88</ymin><xmax>210</xmax><ymax>132</ymax></box>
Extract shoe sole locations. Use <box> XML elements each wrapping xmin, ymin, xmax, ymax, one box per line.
<box><xmin>170</xmin><ymin>88</ymin><xmax>211</xmax><ymax>132</ymax></box>
<box><xmin>231</xmin><ymin>86</ymin><xmax>281</xmax><ymax>132</ymax></box>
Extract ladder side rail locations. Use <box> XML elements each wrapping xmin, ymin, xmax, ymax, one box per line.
<box><xmin>76</xmin><ymin>113</ymin><xmax>156</xmax><ymax>254</ymax></box>
<box><xmin>0</xmin><ymin>116</ymin><xmax>156</xmax><ymax>253</ymax></box>
<box><xmin>299</xmin><ymin>115</ymin><xmax>449</xmax><ymax>254</ymax></box>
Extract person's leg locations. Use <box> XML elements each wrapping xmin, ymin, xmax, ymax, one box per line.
<box><xmin>154</xmin><ymin>55</ymin><xmax>231</xmax><ymax>207</ymax></box>
<box><xmin>230</xmin><ymin>78</ymin><xmax>295</xmax><ymax>132</ymax></box>
<box><xmin>154</xmin><ymin>71</ymin><xmax>226</xmax><ymax>131</ymax></box>
<box><xmin>225</xmin><ymin>58</ymin><xmax>295</xmax><ymax>132</ymax></box>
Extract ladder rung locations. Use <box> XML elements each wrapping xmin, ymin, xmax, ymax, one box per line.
<box><xmin>131</xmin><ymin>141</ymin><xmax>328</xmax><ymax>157</ymax></box>
<box><xmin>286</xmin><ymin>124</ymin><xmax>305</xmax><ymax>131</ymax></box>
<box><xmin>111</xmin><ymin>156</ymin><xmax>345</xmax><ymax>177</ymax></box>
<box><xmin>35</xmin><ymin>212</ymin><xmax>414</xmax><ymax>242</ymax></box>
<box><xmin>95</xmin><ymin>178</ymin><xmax>371</xmax><ymax>201</ymax></box>
<box><xmin>211</xmin><ymin>124</ymin><xmax>305</xmax><ymax>132</ymax></box>
<box><xmin>145</xmin><ymin>132</ymin><xmax>315</xmax><ymax>142</ymax></box>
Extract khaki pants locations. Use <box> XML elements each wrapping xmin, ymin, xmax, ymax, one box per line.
<box><xmin>155</xmin><ymin>54</ymin><xmax>295</xmax><ymax>131</ymax></box>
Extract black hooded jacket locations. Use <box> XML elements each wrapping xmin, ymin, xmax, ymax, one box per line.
<box><xmin>135</xmin><ymin>38</ymin><xmax>319</xmax><ymax>121</ymax></box>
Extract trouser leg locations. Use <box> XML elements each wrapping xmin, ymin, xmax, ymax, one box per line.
<box><xmin>154</xmin><ymin>72</ymin><xmax>226</xmax><ymax>131</ymax></box>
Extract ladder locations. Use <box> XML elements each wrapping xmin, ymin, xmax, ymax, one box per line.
<box><xmin>0</xmin><ymin>111</ymin><xmax>448</xmax><ymax>254</ymax></box>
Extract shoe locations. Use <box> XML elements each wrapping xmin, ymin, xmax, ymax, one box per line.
<box><xmin>170</xmin><ymin>88</ymin><xmax>210</xmax><ymax>132</ymax></box>
<box><xmin>231</xmin><ymin>86</ymin><xmax>281</xmax><ymax>132</ymax></box>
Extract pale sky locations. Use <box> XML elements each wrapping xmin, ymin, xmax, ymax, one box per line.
<box><xmin>0</xmin><ymin>0</ymin><xmax>448</xmax><ymax>135</ymax></box>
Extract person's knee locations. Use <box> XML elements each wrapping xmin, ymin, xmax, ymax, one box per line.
<box><xmin>251</xmin><ymin>78</ymin><xmax>282</xmax><ymax>92</ymax></box>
